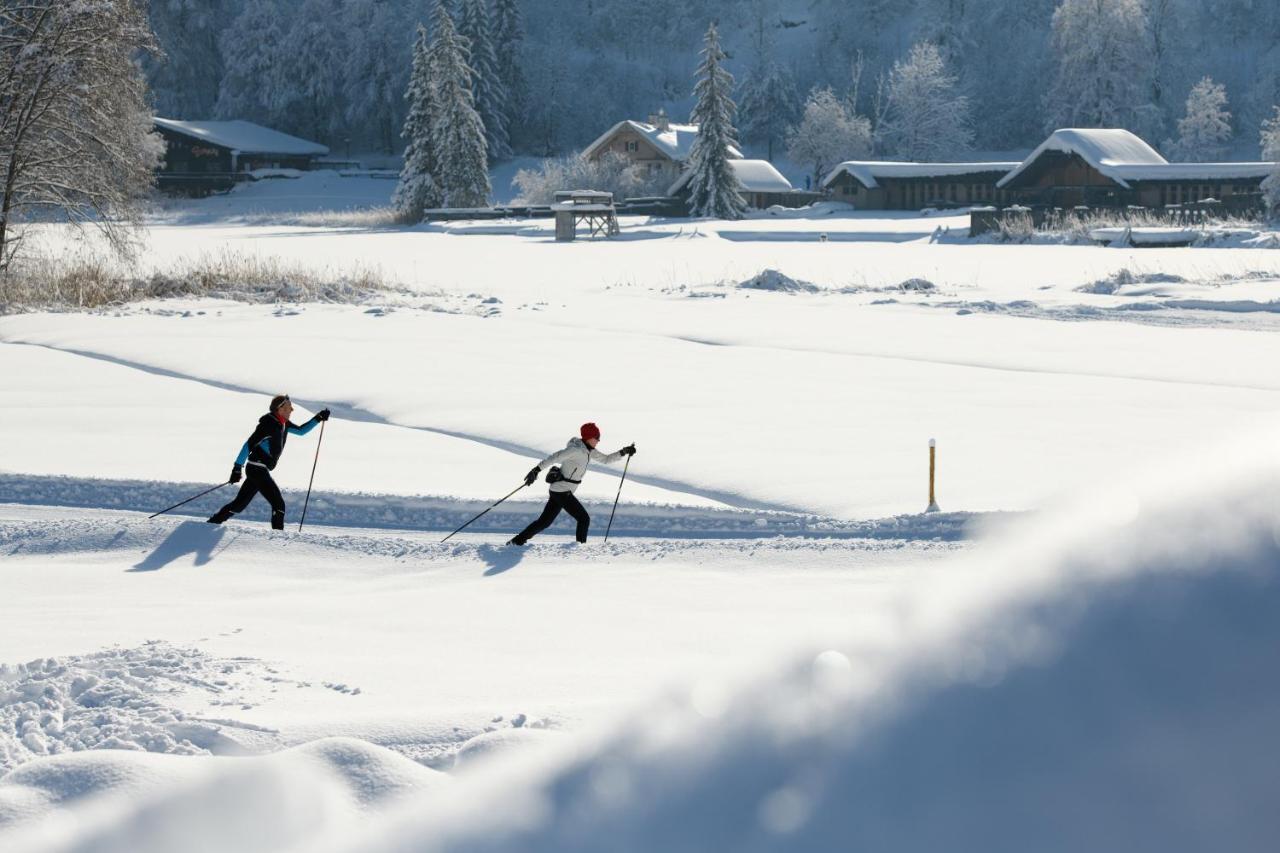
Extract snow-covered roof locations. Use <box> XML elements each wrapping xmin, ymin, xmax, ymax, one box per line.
<box><xmin>997</xmin><ymin>129</ymin><xmax>1167</xmax><ymax>189</ymax></box>
<box><xmin>583</xmin><ymin>120</ymin><xmax>743</xmax><ymax>163</ymax></box>
<box><xmin>668</xmin><ymin>159</ymin><xmax>793</xmax><ymax>196</ymax></box>
<box><xmin>154</xmin><ymin>118</ymin><xmax>329</xmax><ymax>156</ymax></box>
<box><xmin>1107</xmin><ymin>162</ymin><xmax>1277</xmax><ymax>181</ymax></box>
<box><xmin>822</xmin><ymin>161</ymin><xmax>1021</xmax><ymax>190</ymax></box>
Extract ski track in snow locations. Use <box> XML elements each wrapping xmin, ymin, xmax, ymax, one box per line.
<box><xmin>0</xmin><ymin>474</ymin><xmax>1003</xmax><ymax>543</ymax></box>
<box><xmin>0</xmin><ymin>339</ymin><xmax>790</xmax><ymax>514</ymax></box>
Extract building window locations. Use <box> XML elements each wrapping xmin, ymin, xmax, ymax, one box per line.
<box><xmin>625</xmin><ymin>141</ymin><xmax>638</xmax><ymax>153</ymax></box>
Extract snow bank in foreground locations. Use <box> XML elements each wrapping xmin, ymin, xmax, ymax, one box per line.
<box><xmin>351</xmin><ymin>460</ymin><xmax>1280</xmax><ymax>852</ymax></box>
<box><xmin>0</xmin><ymin>738</ymin><xmax>447</xmax><ymax>851</ymax></box>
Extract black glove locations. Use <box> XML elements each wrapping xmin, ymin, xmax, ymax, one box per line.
<box><xmin>229</xmin><ymin>464</ymin><xmax>243</xmax><ymax>484</ymax></box>
<box><xmin>620</xmin><ymin>444</ymin><xmax>636</xmax><ymax>457</ymax></box>
<box><xmin>314</xmin><ymin>408</ymin><xmax>331</xmax><ymax>422</ymax></box>
<box><xmin>524</xmin><ymin>466</ymin><xmax>541</xmax><ymax>487</ymax></box>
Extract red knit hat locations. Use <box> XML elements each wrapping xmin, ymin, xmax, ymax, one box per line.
<box><xmin>580</xmin><ymin>422</ymin><xmax>601</xmax><ymax>442</ymax></box>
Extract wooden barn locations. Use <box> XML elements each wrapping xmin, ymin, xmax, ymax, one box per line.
<box><xmin>153</xmin><ymin>118</ymin><xmax>329</xmax><ymax>195</ymax></box>
<box><xmin>995</xmin><ymin>128</ymin><xmax>1272</xmax><ymax>209</ymax></box>
<box><xmin>582</xmin><ymin>111</ymin><xmax>742</xmax><ymax>186</ymax></box>
<box><xmin>822</xmin><ymin>161</ymin><xmax>1020</xmax><ymax>210</ymax></box>
<box><xmin>822</xmin><ymin>128</ymin><xmax>1274</xmax><ymax>212</ymax></box>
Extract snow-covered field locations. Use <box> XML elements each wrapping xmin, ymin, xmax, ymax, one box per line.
<box><xmin>3</xmin><ymin>176</ymin><xmax>1279</xmax><ymax>849</ymax></box>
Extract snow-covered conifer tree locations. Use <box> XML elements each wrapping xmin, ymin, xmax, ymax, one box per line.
<box><xmin>345</xmin><ymin>0</ymin><xmax>413</xmax><ymax>155</ymax></box>
<box><xmin>492</xmin><ymin>0</ymin><xmax>527</xmax><ymax>151</ymax></box>
<box><xmin>1168</xmin><ymin>77</ymin><xmax>1232</xmax><ymax>162</ymax></box>
<box><xmin>1044</xmin><ymin>0</ymin><xmax>1155</xmax><ymax>133</ymax></box>
<box><xmin>737</xmin><ymin>7</ymin><xmax>799</xmax><ymax>162</ymax></box>
<box><xmin>1260</xmin><ymin>107</ymin><xmax>1280</xmax><ymax>213</ymax></box>
<box><xmin>459</xmin><ymin>0</ymin><xmax>511</xmax><ymax>162</ymax></box>
<box><xmin>393</xmin><ymin>25</ymin><xmax>443</xmax><ymax>221</ymax></box>
<box><xmin>273</xmin><ymin>0</ymin><xmax>344</xmax><ymax>141</ymax></box>
<box><xmin>786</xmin><ymin>88</ymin><xmax>872</xmax><ymax>188</ymax></box>
<box><xmin>430</xmin><ymin>2</ymin><xmax>491</xmax><ymax>208</ymax></box>
<box><xmin>877</xmin><ymin>42</ymin><xmax>973</xmax><ymax>161</ymax></box>
<box><xmin>215</xmin><ymin>2</ymin><xmax>287</xmax><ymax>127</ymax></box>
<box><xmin>685</xmin><ymin>23</ymin><xmax>746</xmax><ymax>220</ymax></box>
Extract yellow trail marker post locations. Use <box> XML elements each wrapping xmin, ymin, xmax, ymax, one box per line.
<box><xmin>926</xmin><ymin>438</ymin><xmax>940</xmax><ymax>513</ymax></box>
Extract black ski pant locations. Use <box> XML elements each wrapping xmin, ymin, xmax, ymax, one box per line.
<box><xmin>208</xmin><ymin>465</ymin><xmax>286</xmax><ymax>530</ymax></box>
<box><xmin>514</xmin><ymin>490</ymin><xmax>590</xmax><ymax>544</ymax></box>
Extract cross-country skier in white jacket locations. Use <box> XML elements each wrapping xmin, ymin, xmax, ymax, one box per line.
<box><xmin>508</xmin><ymin>422</ymin><xmax>636</xmax><ymax>545</ymax></box>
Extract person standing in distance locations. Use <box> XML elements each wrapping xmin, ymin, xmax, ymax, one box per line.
<box><xmin>508</xmin><ymin>422</ymin><xmax>635</xmax><ymax>546</ymax></box>
<box><xmin>207</xmin><ymin>394</ymin><xmax>329</xmax><ymax>530</ymax></box>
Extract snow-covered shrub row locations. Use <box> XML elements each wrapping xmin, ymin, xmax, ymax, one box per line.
<box><xmin>0</xmin><ymin>252</ymin><xmax>403</xmax><ymax>313</ymax></box>
<box><xmin>512</xmin><ymin>152</ymin><xmax>669</xmax><ymax>206</ymax></box>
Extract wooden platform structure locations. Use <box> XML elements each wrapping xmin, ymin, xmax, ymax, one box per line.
<box><xmin>552</xmin><ymin>190</ymin><xmax>620</xmax><ymax>241</ymax></box>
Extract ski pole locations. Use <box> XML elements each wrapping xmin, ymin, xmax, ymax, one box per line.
<box><xmin>441</xmin><ymin>481</ymin><xmax>527</xmax><ymax>543</ymax></box>
<box><xmin>603</xmin><ymin>453</ymin><xmax>631</xmax><ymax>543</ymax></box>
<box><xmin>297</xmin><ymin>419</ymin><xmax>326</xmax><ymax>532</ymax></box>
<box><xmin>148</xmin><ymin>482</ymin><xmax>230</xmax><ymax>519</ymax></box>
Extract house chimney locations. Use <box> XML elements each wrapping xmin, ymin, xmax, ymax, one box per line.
<box><xmin>647</xmin><ymin>109</ymin><xmax>670</xmax><ymax>131</ymax></box>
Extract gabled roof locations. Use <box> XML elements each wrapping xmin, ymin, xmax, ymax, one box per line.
<box><xmin>822</xmin><ymin>161</ymin><xmax>1021</xmax><ymax>189</ymax></box>
<box><xmin>582</xmin><ymin>119</ymin><xmax>743</xmax><ymax>163</ymax></box>
<box><xmin>668</xmin><ymin>159</ymin><xmax>793</xmax><ymax>196</ymax></box>
<box><xmin>154</xmin><ymin>118</ymin><xmax>329</xmax><ymax>156</ymax></box>
<box><xmin>997</xmin><ymin>129</ymin><xmax>1166</xmax><ymax>189</ymax></box>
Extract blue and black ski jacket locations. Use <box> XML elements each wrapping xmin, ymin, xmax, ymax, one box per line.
<box><xmin>234</xmin><ymin>413</ymin><xmax>318</xmax><ymax>471</ymax></box>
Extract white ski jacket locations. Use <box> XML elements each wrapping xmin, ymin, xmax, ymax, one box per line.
<box><xmin>539</xmin><ymin>437</ymin><xmax>625</xmax><ymax>493</ymax></box>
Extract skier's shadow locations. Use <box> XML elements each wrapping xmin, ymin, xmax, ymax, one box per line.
<box><xmin>130</xmin><ymin>520</ymin><xmax>228</xmax><ymax>572</ymax></box>
<box><xmin>478</xmin><ymin>544</ymin><xmax>525</xmax><ymax>577</ymax></box>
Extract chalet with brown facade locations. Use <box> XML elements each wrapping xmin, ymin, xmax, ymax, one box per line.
<box><xmin>582</xmin><ymin>111</ymin><xmax>742</xmax><ymax>185</ymax></box>
<box><xmin>668</xmin><ymin>158</ymin><xmax>807</xmax><ymax>210</ymax></box>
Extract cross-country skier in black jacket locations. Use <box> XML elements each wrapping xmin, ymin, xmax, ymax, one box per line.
<box><xmin>207</xmin><ymin>394</ymin><xmax>329</xmax><ymax>530</ymax></box>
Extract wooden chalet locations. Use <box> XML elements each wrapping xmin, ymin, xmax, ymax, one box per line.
<box><xmin>582</xmin><ymin>111</ymin><xmax>742</xmax><ymax>186</ymax></box>
<box><xmin>154</xmin><ymin>118</ymin><xmax>329</xmax><ymax>195</ymax></box>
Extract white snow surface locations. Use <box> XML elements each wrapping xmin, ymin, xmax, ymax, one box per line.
<box><xmin>3</xmin><ymin>451</ymin><xmax>1277</xmax><ymax>851</ymax></box>
<box><xmin>154</xmin><ymin>118</ymin><xmax>329</xmax><ymax>156</ymax></box>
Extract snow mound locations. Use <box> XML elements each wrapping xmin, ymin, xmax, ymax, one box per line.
<box><xmin>454</xmin><ymin>726</ymin><xmax>561</xmax><ymax>770</ymax></box>
<box><xmin>1076</xmin><ymin>268</ymin><xmax>1187</xmax><ymax>294</ymax></box>
<box><xmin>279</xmin><ymin>738</ymin><xmax>449</xmax><ymax>808</ymax></box>
<box><xmin>737</xmin><ymin>269</ymin><xmax>819</xmax><ymax>293</ymax></box>
<box><xmin>0</xmin><ymin>738</ymin><xmax>448</xmax><ymax>847</ymax></box>
<box><xmin>0</xmin><ymin>642</ymin><xmax>288</xmax><ymax>774</ymax></box>
<box><xmin>356</xmin><ymin>461</ymin><xmax>1280</xmax><ymax>852</ymax></box>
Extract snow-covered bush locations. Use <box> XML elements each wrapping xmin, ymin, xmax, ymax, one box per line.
<box><xmin>511</xmin><ymin>152</ymin><xmax>667</xmax><ymax>205</ymax></box>
<box><xmin>0</xmin><ymin>252</ymin><xmax>401</xmax><ymax>312</ymax></box>
<box><xmin>786</xmin><ymin>88</ymin><xmax>872</xmax><ymax>188</ymax></box>
<box><xmin>1166</xmin><ymin>77</ymin><xmax>1232</xmax><ymax>162</ymax></box>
